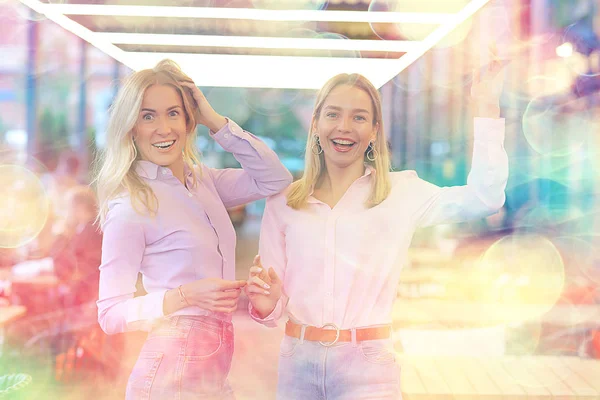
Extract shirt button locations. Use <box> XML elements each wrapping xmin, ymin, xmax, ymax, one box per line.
<box><xmin>326</xmin><ymin>292</ymin><xmax>332</xmax><ymax>297</ymax></box>
<box><xmin>187</xmin><ymin>192</ymin><xmax>193</xmax><ymax>197</ymax></box>
<box><xmin>223</xmin><ymin>133</ymin><xmax>230</xmax><ymax>139</ymax></box>
<box><xmin>161</xmin><ymin>169</ymin><xmax>168</xmax><ymax>175</ymax></box>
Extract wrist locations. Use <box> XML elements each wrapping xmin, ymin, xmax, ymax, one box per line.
<box><xmin>472</xmin><ymin>101</ymin><xmax>500</xmax><ymax>119</ymax></box>
<box><xmin>207</xmin><ymin>114</ymin><xmax>228</xmax><ymax>133</ymax></box>
<box><xmin>254</xmin><ymin>299</ymin><xmax>278</xmax><ymax>319</ymax></box>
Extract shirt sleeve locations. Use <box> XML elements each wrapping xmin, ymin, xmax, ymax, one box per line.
<box><xmin>96</xmin><ymin>199</ymin><xmax>167</xmax><ymax>335</ymax></box>
<box><xmin>207</xmin><ymin>119</ymin><xmax>293</xmax><ymax>209</ymax></box>
<box><xmin>415</xmin><ymin>118</ymin><xmax>509</xmax><ymax>228</ymax></box>
<box><xmin>248</xmin><ymin>194</ymin><xmax>288</xmax><ymax>327</ymax></box>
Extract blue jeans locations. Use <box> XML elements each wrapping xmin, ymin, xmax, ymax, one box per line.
<box><xmin>126</xmin><ymin>316</ymin><xmax>235</xmax><ymax>400</ymax></box>
<box><xmin>277</xmin><ymin>335</ymin><xmax>402</xmax><ymax>400</ymax></box>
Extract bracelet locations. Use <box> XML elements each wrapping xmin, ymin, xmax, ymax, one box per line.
<box><xmin>177</xmin><ymin>285</ymin><xmax>190</xmax><ymax>306</ymax></box>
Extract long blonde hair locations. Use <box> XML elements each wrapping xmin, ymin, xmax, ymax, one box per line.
<box><xmin>93</xmin><ymin>59</ymin><xmax>202</xmax><ymax>226</ymax></box>
<box><xmin>287</xmin><ymin>73</ymin><xmax>391</xmax><ymax>209</ymax></box>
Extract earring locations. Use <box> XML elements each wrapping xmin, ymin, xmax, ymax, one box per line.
<box><xmin>366</xmin><ymin>141</ymin><xmax>378</xmax><ymax>162</ymax></box>
<box><xmin>311</xmin><ymin>133</ymin><xmax>323</xmax><ymax>155</ymax></box>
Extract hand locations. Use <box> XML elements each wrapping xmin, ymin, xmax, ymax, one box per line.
<box><xmin>470</xmin><ymin>44</ymin><xmax>510</xmax><ymax>118</ymax></box>
<box><xmin>180</xmin><ymin>81</ymin><xmax>227</xmax><ymax>132</ymax></box>
<box><xmin>246</xmin><ymin>255</ymin><xmax>282</xmax><ymax>319</ymax></box>
<box><xmin>181</xmin><ymin>278</ymin><xmax>247</xmax><ymax>314</ymax></box>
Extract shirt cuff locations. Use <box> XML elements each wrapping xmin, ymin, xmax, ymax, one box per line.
<box><xmin>474</xmin><ymin>117</ymin><xmax>505</xmax><ymax>144</ymax></box>
<box><xmin>248</xmin><ymin>297</ymin><xmax>285</xmax><ymax>328</ymax></box>
<box><xmin>125</xmin><ymin>289</ymin><xmax>168</xmax><ymax>329</ymax></box>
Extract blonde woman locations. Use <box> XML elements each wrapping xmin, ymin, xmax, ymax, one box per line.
<box><xmin>94</xmin><ymin>59</ymin><xmax>292</xmax><ymax>399</ymax></box>
<box><xmin>246</xmin><ymin>61</ymin><xmax>509</xmax><ymax>399</ymax></box>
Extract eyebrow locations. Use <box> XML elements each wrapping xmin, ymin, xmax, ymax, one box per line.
<box><xmin>323</xmin><ymin>105</ymin><xmax>371</xmax><ymax>114</ymax></box>
<box><xmin>140</xmin><ymin>105</ymin><xmax>182</xmax><ymax>113</ymax></box>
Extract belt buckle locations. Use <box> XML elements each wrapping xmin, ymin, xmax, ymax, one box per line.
<box><xmin>318</xmin><ymin>323</ymin><xmax>340</xmax><ymax>347</ymax></box>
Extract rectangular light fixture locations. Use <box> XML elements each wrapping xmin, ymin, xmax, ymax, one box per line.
<box><xmin>126</xmin><ymin>52</ymin><xmax>400</xmax><ymax>89</ymax></box>
<box><xmin>100</xmin><ymin>33</ymin><xmax>420</xmax><ymax>53</ymax></box>
<box><xmin>18</xmin><ymin>0</ymin><xmax>491</xmax><ymax>89</ymax></box>
<box><xmin>36</xmin><ymin>4</ymin><xmax>453</xmax><ymax>24</ymax></box>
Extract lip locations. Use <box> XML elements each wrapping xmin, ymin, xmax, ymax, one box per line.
<box><xmin>152</xmin><ymin>139</ymin><xmax>176</xmax><ymax>152</ymax></box>
<box><xmin>331</xmin><ymin>137</ymin><xmax>356</xmax><ymax>143</ymax></box>
<box><xmin>330</xmin><ymin>139</ymin><xmax>356</xmax><ymax>153</ymax></box>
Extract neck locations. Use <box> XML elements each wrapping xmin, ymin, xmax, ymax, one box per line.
<box><xmin>168</xmin><ymin>157</ymin><xmax>186</xmax><ymax>185</ymax></box>
<box><xmin>318</xmin><ymin>159</ymin><xmax>365</xmax><ymax>198</ymax></box>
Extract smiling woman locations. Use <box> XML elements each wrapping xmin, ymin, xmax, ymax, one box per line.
<box><xmin>246</xmin><ymin>63</ymin><xmax>509</xmax><ymax>399</ymax></box>
<box><xmin>92</xmin><ymin>59</ymin><xmax>292</xmax><ymax>399</ymax></box>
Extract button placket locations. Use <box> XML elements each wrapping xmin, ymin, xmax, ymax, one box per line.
<box><xmin>323</xmin><ymin>210</ymin><xmax>337</xmax><ymax>324</ymax></box>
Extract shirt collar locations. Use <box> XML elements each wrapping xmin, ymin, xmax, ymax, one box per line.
<box><xmin>307</xmin><ymin>164</ymin><xmax>375</xmax><ymax>202</ymax></box>
<box><xmin>135</xmin><ymin>160</ymin><xmax>159</xmax><ymax>179</ymax></box>
<box><xmin>134</xmin><ymin>160</ymin><xmax>194</xmax><ymax>180</ymax></box>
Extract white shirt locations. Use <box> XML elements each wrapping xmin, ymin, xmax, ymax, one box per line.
<box><xmin>250</xmin><ymin>118</ymin><xmax>508</xmax><ymax>329</ymax></box>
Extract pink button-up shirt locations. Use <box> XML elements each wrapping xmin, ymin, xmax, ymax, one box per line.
<box><xmin>97</xmin><ymin>119</ymin><xmax>292</xmax><ymax>334</ymax></box>
<box><xmin>251</xmin><ymin>118</ymin><xmax>508</xmax><ymax>329</ymax></box>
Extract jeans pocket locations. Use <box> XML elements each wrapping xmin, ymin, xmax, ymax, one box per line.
<box><xmin>186</xmin><ymin>324</ymin><xmax>223</xmax><ymax>358</ymax></box>
<box><xmin>279</xmin><ymin>336</ymin><xmax>299</xmax><ymax>358</ymax></box>
<box><xmin>126</xmin><ymin>351</ymin><xmax>163</xmax><ymax>400</ymax></box>
<box><xmin>360</xmin><ymin>340</ymin><xmax>396</xmax><ymax>365</ymax></box>
<box><xmin>181</xmin><ymin>341</ymin><xmax>232</xmax><ymax>397</ymax></box>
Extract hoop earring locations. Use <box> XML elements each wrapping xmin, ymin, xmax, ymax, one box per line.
<box><xmin>366</xmin><ymin>141</ymin><xmax>378</xmax><ymax>162</ymax></box>
<box><xmin>311</xmin><ymin>134</ymin><xmax>323</xmax><ymax>155</ymax></box>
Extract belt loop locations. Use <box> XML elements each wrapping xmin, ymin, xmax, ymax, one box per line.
<box><xmin>351</xmin><ymin>328</ymin><xmax>357</xmax><ymax>347</ymax></box>
<box><xmin>299</xmin><ymin>325</ymin><xmax>307</xmax><ymax>344</ymax></box>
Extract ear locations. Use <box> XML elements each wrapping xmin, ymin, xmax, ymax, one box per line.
<box><xmin>311</xmin><ymin>118</ymin><xmax>318</xmax><ymax>135</ymax></box>
<box><xmin>371</xmin><ymin>122</ymin><xmax>379</xmax><ymax>142</ymax></box>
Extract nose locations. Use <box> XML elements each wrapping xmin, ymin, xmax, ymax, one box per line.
<box><xmin>155</xmin><ymin>117</ymin><xmax>172</xmax><ymax>135</ymax></box>
<box><xmin>337</xmin><ymin>116</ymin><xmax>352</xmax><ymax>132</ymax></box>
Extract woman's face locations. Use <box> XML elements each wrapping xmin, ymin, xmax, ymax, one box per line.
<box><xmin>313</xmin><ymin>84</ymin><xmax>378</xmax><ymax>170</ymax></box>
<box><xmin>133</xmin><ymin>84</ymin><xmax>188</xmax><ymax>170</ymax></box>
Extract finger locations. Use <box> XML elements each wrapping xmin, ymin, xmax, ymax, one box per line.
<box><xmin>245</xmin><ymin>285</ymin><xmax>271</xmax><ymax>295</ymax></box>
<box><xmin>249</xmin><ymin>266</ymin><xmax>263</xmax><ymax>277</ymax></box>
<box><xmin>268</xmin><ymin>267</ymin><xmax>281</xmax><ymax>284</ymax></box>
<box><xmin>473</xmin><ymin>64</ymin><xmax>482</xmax><ymax>83</ymax></box>
<box><xmin>253</xmin><ymin>255</ymin><xmax>263</xmax><ymax>268</ymax></box>
<box><xmin>214</xmin><ymin>298</ymin><xmax>237</xmax><ymax>308</ymax></box>
<box><xmin>213</xmin><ymin>305</ymin><xmax>238</xmax><ymax>314</ymax></box>
<box><xmin>218</xmin><ymin>279</ymin><xmax>247</xmax><ymax>290</ymax></box>
<box><xmin>250</xmin><ymin>275</ymin><xmax>270</xmax><ymax>290</ymax></box>
<box><xmin>180</xmin><ymin>80</ymin><xmax>196</xmax><ymax>88</ymax></box>
<box><xmin>214</xmin><ymin>289</ymin><xmax>241</xmax><ymax>300</ymax></box>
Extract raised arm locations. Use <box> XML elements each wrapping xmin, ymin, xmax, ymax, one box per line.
<box><xmin>414</xmin><ymin>117</ymin><xmax>508</xmax><ymax>227</ymax></box>
<box><xmin>180</xmin><ymin>81</ymin><xmax>292</xmax><ymax>208</ymax></box>
<box><xmin>206</xmin><ymin>120</ymin><xmax>293</xmax><ymax>208</ymax></box>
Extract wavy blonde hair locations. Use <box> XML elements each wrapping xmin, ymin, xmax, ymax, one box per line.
<box><xmin>93</xmin><ymin>59</ymin><xmax>202</xmax><ymax>226</ymax></box>
<box><xmin>287</xmin><ymin>73</ymin><xmax>391</xmax><ymax>209</ymax></box>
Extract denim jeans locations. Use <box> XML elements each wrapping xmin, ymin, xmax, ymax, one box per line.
<box><xmin>276</xmin><ymin>335</ymin><xmax>402</xmax><ymax>400</ymax></box>
<box><xmin>126</xmin><ymin>315</ymin><xmax>235</xmax><ymax>400</ymax></box>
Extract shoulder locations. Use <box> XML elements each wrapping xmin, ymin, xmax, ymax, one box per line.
<box><xmin>389</xmin><ymin>169</ymin><xmax>419</xmax><ymax>185</ymax></box>
<box><xmin>264</xmin><ymin>185</ymin><xmax>293</xmax><ymax>211</ymax></box>
<box><xmin>105</xmin><ymin>194</ymin><xmax>147</xmax><ymax>226</ymax></box>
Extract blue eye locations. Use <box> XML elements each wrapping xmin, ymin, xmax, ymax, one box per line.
<box><xmin>169</xmin><ymin>110</ymin><xmax>180</xmax><ymax>117</ymax></box>
<box><xmin>142</xmin><ymin>114</ymin><xmax>154</xmax><ymax>121</ymax></box>
<box><xmin>355</xmin><ymin>115</ymin><xmax>367</xmax><ymax>121</ymax></box>
<box><xmin>326</xmin><ymin>112</ymin><xmax>338</xmax><ymax>118</ymax></box>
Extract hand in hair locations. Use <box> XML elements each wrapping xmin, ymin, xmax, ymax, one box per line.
<box><xmin>180</xmin><ymin>81</ymin><xmax>228</xmax><ymax>133</ymax></box>
<box><xmin>245</xmin><ymin>255</ymin><xmax>283</xmax><ymax>319</ymax></box>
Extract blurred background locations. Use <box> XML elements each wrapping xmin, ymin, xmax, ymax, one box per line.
<box><xmin>0</xmin><ymin>0</ymin><xmax>599</xmax><ymax>399</ymax></box>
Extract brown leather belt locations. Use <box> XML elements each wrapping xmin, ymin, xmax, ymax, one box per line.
<box><xmin>285</xmin><ymin>320</ymin><xmax>392</xmax><ymax>346</ymax></box>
